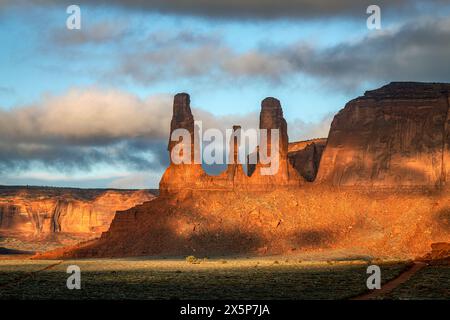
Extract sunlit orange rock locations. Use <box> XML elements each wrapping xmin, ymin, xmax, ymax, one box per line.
<box><xmin>159</xmin><ymin>93</ymin><xmax>206</xmax><ymax>194</ymax></box>
<box><xmin>36</xmin><ymin>188</ymin><xmax>450</xmax><ymax>259</ymax></box>
<box><xmin>0</xmin><ymin>187</ymin><xmax>155</xmax><ymax>238</ymax></box>
<box><xmin>160</xmin><ymin>94</ymin><xmax>303</xmax><ymax>194</ymax></box>
<box><xmin>245</xmin><ymin>97</ymin><xmax>303</xmax><ymax>189</ymax></box>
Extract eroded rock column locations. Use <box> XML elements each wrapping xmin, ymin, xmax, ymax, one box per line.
<box><xmin>247</xmin><ymin>97</ymin><xmax>301</xmax><ymax>187</ymax></box>
<box><xmin>226</xmin><ymin>125</ymin><xmax>246</xmax><ymax>184</ymax></box>
<box><xmin>168</xmin><ymin>93</ymin><xmax>195</xmax><ymax>164</ymax></box>
<box><xmin>160</xmin><ymin>93</ymin><xmax>204</xmax><ymax>194</ymax></box>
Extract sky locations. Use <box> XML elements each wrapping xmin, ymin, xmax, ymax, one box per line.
<box><xmin>0</xmin><ymin>0</ymin><xmax>450</xmax><ymax>188</ymax></box>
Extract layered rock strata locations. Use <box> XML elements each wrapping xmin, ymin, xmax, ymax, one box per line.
<box><xmin>0</xmin><ymin>187</ymin><xmax>155</xmax><ymax>236</ymax></box>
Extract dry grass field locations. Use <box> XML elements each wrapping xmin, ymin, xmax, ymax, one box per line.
<box><xmin>0</xmin><ymin>257</ymin><xmax>409</xmax><ymax>300</ymax></box>
<box><xmin>380</xmin><ymin>265</ymin><xmax>450</xmax><ymax>299</ymax></box>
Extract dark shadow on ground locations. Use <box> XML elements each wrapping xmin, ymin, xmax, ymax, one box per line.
<box><xmin>0</xmin><ymin>247</ymin><xmax>34</xmax><ymax>255</ymax></box>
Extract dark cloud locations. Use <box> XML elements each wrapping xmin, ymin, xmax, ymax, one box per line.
<box><xmin>1</xmin><ymin>0</ymin><xmax>445</xmax><ymax>20</ymax></box>
<box><xmin>284</xmin><ymin>17</ymin><xmax>450</xmax><ymax>91</ymax></box>
<box><xmin>146</xmin><ymin>30</ymin><xmax>221</xmax><ymax>48</ymax></box>
<box><xmin>114</xmin><ymin>16</ymin><xmax>450</xmax><ymax>92</ymax></box>
<box><xmin>0</xmin><ymin>89</ymin><xmax>173</xmax><ymax>175</ymax></box>
<box><xmin>50</xmin><ymin>20</ymin><xmax>131</xmax><ymax>46</ymax></box>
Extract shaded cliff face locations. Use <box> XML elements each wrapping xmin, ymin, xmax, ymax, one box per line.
<box><xmin>317</xmin><ymin>82</ymin><xmax>450</xmax><ymax>188</ymax></box>
<box><xmin>0</xmin><ymin>187</ymin><xmax>155</xmax><ymax>237</ymax></box>
<box><xmin>288</xmin><ymin>139</ymin><xmax>327</xmax><ymax>182</ymax></box>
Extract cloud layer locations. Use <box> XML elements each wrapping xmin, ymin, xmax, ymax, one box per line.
<box><xmin>108</xmin><ymin>16</ymin><xmax>450</xmax><ymax>92</ymax></box>
<box><xmin>0</xmin><ymin>88</ymin><xmax>331</xmax><ymax>176</ymax></box>
<box><xmin>0</xmin><ymin>89</ymin><xmax>172</xmax><ymax>174</ymax></box>
<box><xmin>2</xmin><ymin>0</ymin><xmax>443</xmax><ymax>19</ymax></box>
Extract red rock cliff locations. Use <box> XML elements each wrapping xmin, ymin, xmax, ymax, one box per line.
<box><xmin>0</xmin><ymin>187</ymin><xmax>155</xmax><ymax>237</ymax></box>
<box><xmin>316</xmin><ymin>82</ymin><xmax>450</xmax><ymax>188</ymax></box>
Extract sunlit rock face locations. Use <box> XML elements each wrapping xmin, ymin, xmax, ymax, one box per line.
<box><xmin>160</xmin><ymin>94</ymin><xmax>303</xmax><ymax>194</ymax></box>
<box><xmin>259</xmin><ymin>97</ymin><xmax>289</xmax><ymax>161</ymax></box>
<box><xmin>159</xmin><ymin>92</ymin><xmax>206</xmax><ymax>194</ymax></box>
<box><xmin>0</xmin><ymin>187</ymin><xmax>155</xmax><ymax>236</ymax></box>
<box><xmin>246</xmin><ymin>97</ymin><xmax>302</xmax><ymax>188</ymax></box>
<box><xmin>163</xmin><ymin>82</ymin><xmax>450</xmax><ymax>192</ymax></box>
<box><xmin>38</xmin><ymin>189</ymin><xmax>450</xmax><ymax>260</ymax></box>
<box><xmin>316</xmin><ymin>82</ymin><xmax>450</xmax><ymax>189</ymax></box>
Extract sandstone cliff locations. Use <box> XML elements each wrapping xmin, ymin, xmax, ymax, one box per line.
<box><xmin>316</xmin><ymin>82</ymin><xmax>450</xmax><ymax>188</ymax></box>
<box><xmin>0</xmin><ymin>186</ymin><xmax>155</xmax><ymax>237</ymax></box>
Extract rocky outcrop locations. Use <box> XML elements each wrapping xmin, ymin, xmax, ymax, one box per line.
<box><xmin>0</xmin><ymin>187</ymin><xmax>155</xmax><ymax>237</ymax></box>
<box><xmin>160</xmin><ymin>95</ymin><xmax>302</xmax><ymax>194</ymax></box>
<box><xmin>288</xmin><ymin>138</ymin><xmax>327</xmax><ymax>182</ymax></box>
<box><xmin>316</xmin><ymin>82</ymin><xmax>450</xmax><ymax>188</ymax></box>
<box><xmin>420</xmin><ymin>243</ymin><xmax>450</xmax><ymax>265</ymax></box>
<box><xmin>159</xmin><ymin>93</ymin><xmax>205</xmax><ymax>194</ymax></box>
<box><xmin>246</xmin><ymin>97</ymin><xmax>301</xmax><ymax>188</ymax></box>
<box><xmin>38</xmin><ymin>188</ymin><xmax>450</xmax><ymax>259</ymax></box>
<box><xmin>168</xmin><ymin>93</ymin><xmax>196</xmax><ymax>163</ymax></box>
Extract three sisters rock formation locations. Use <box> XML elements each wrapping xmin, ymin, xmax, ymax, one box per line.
<box><xmin>38</xmin><ymin>82</ymin><xmax>450</xmax><ymax>259</ymax></box>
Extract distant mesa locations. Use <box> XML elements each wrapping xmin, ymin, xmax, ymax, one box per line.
<box><xmin>0</xmin><ymin>187</ymin><xmax>156</xmax><ymax>247</ymax></box>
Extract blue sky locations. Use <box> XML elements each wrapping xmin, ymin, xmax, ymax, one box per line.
<box><xmin>0</xmin><ymin>1</ymin><xmax>449</xmax><ymax>188</ymax></box>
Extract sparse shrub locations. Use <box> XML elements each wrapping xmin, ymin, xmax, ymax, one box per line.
<box><xmin>220</xmin><ymin>259</ymin><xmax>227</xmax><ymax>264</ymax></box>
<box><xmin>273</xmin><ymin>260</ymin><xmax>280</xmax><ymax>265</ymax></box>
<box><xmin>186</xmin><ymin>255</ymin><xmax>199</xmax><ymax>264</ymax></box>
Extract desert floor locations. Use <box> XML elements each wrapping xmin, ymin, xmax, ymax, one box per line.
<box><xmin>0</xmin><ymin>255</ymin><xmax>448</xmax><ymax>300</ymax></box>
